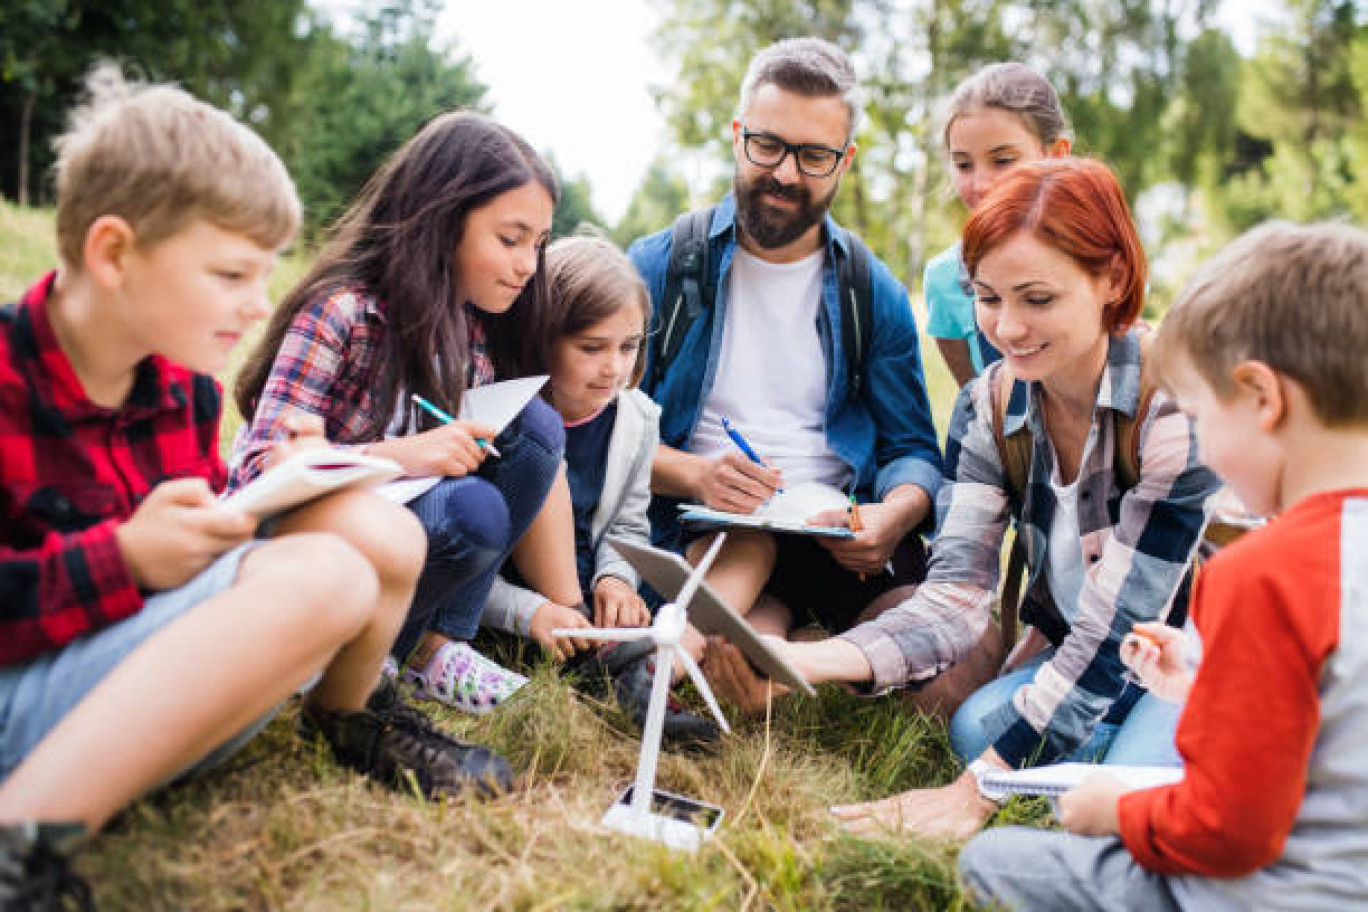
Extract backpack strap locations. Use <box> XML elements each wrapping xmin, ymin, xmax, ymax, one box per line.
<box><xmin>653</xmin><ymin>211</ymin><xmax>875</xmax><ymax>400</ymax></box>
<box><xmin>653</xmin><ymin>207</ymin><xmax>714</xmax><ymax>389</ymax></box>
<box><xmin>989</xmin><ymin>360</ymin><xmax>1030</xmax><ymax>651</ymax></box>
<box><xmin>835</xmin><ymin>228</ymin><xmax>874</xmax><ymax>398</ymax></box>
<box><xmin>1112</xmin><ymin>331</ymin><xmax>1158</xmax><ymax>492</ymax></box>
<box><xmin>990</xmin><ymin>361</ymin><xmax>1032</xmax><ymax>509</ymax></box>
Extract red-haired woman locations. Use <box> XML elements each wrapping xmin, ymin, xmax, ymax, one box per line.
<box><xmin>775</xmin><ymin>158</ymin><xmax>1222</xmax><ymax>839</ymax></box>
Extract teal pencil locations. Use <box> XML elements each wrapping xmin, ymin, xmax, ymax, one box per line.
<box><xmin>410</xmin><ymin>393</ymin><xmax>501</xmax><ymax>458</ymax></box>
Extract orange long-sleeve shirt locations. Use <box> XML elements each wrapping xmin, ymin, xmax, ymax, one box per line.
<box><xmin>1118</xmin><ymin>490</ymin><xmax>1360</xmax><ymax>878</ymax></box>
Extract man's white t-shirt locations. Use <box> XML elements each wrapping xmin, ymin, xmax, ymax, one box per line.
<box><xmin>692</xmin><ymin>246</ymin><xmax>852</xmax><ymax>490</ymax></box>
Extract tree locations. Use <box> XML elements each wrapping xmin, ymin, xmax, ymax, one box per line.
<box><xmin>1204</xmin><ymin>0</ymin><xmax>1365</xmax><ymax>231</ymax></box>
<box><xmin>0</xmin><ymin>0</ymin><xmax>317</xmax><ymax>205</ymax></box>
<box><xmin>614</xmin><ymin>155</ymin><xmax>692</xmax><ymax>246</ymax></box>
<box><xmin>287</xmin><ymin>1</ymin><xmax>488</xmax><ymax>234</ymax></box>
<box><xmin>546</xmin><ymin>155</ymin><xmax>608</xmax><ymax>238</ymax></box>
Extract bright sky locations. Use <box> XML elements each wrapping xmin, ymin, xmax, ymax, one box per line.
<box><xmin>435</xmin><ymin>0</ymin><xmax>668</xmax><ymax>223</ymax></box>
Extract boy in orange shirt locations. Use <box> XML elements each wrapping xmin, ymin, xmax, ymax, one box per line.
<box><xmin>959</xmin><ymin>221</ymin><xmax>1368</xmax><ymax>910</ymax></box>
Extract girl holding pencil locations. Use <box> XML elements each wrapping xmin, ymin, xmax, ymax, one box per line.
<box><xmin>232</xmin><ymin>112</ymin><xmax>586</xmax><ymax>714</ymax></box>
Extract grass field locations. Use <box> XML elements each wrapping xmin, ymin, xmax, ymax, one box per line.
<box><xmin>1</xmin><ymin>201</ymin><xmax>1045</xmax><ymax>911</ymax></box>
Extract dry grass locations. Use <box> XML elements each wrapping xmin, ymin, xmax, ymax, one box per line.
<box><xmin>81</xmin><ymin>669</ymin><xmax>996</xmax><ymax>911</ymax></box>
<box><xmin>3</xmin><ymin>202</ymin><xmax>1047</xmax><ymax>910</ymax></box>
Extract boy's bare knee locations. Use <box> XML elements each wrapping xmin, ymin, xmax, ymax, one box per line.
<box><xmin>363</xmin><ymin>496</ymin><xmax>426</xmax><ymax>585</ymax></box>
<box><xmin>245</xmin><ymin>533</ymin><xmax>379</xmax><ymax>630</ymax></box>
<box><xmin>278</xmin><ymin>489</ymin><xmax>425</xmax><ymax>588</ymax></box>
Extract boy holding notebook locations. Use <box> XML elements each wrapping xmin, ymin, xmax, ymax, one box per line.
<box><xmin>0</xmin><ymin>68</ymin><xmax>508</xmax><ymax>907</ymax></box>
<box><xmin>958</xmin><ymin>221</ymin><xmax>1368</xmax><ymax>910</ymax></box>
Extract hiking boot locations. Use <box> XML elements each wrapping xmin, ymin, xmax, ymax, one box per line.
<box><xmin>301</xmin><ymin>679</ymin><xmax>514</xmax><ymax>799</ymax></box>
<box><xmin>576</xmin><ymin>641</ymin><xmax>721</xmax><ymax>748</ymax></box>
<box><xmin>402</xmin><ymin>640</ymin><xmax>527</xmax><ymax>715</ymax></box>
<box><xmin>0</xmin><ymin>823</ymin><xmax>94</xmax><ymax>912</ymax></box>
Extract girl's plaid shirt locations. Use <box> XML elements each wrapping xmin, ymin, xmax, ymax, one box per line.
<box><xmin>229</xmin><ymin>286</ymin><xmax>495</xmax><ymax>490</ymax></box>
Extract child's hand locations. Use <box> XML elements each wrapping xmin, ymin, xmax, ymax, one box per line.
<box><xmin>261</xmin><ymin>412</ymin><xmax>328</xmax><ymax>471</ymax></box>
<box><xmin>593</xmin><ymin>575</ymin><xmax>649</xmax><ymax>628</ymax></box>
<box><xmin>1058</xmin><ymin>772</ymin><xmax>1127</xmax><ymax>837</ymax></box>
<box><xmin>116</xmin><ymin>477</ymin><xmax>256</xmax><ymax>591</ymax></box>
<box><xmin>696</xmin><ymin>451</ymin><xmax>782</xmax><ymax>514</ymax></box>
<box><xmin>529</xmin><ymin>600</ymin><xmax>593</xmax><ymax>662</ymax></box>
<box><xmin>1121</xmin><ymin>622</ymin><xmax>1194</xmax><ymax>703</ymax></box>
<box><xmin>372</xmin><ymin>420</ymin><xmax>498</xmax><ymax>477</ymax></box>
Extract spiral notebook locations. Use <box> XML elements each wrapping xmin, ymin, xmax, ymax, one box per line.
<box><xmin>977</xmin><ymin>763</ymin><xmax>1183</xmax><ymax>801</ymax></box>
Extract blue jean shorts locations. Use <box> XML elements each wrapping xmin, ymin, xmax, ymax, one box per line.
<box><xmin>0</xmin><ymin>543</ymin><xmax>278</xmax><ymax>783</ymax></box>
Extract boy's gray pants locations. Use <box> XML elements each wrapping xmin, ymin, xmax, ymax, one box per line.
<box><xmin>959</xmin><ymin>826</ymin><xmax>1183</xmax><ymax>912</ymax></box>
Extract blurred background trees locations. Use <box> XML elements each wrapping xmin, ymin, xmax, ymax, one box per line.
<box><xmin>4</xmin><ymin>0</ymin><xmax>1366</xmax><ymax>295</ymax></box>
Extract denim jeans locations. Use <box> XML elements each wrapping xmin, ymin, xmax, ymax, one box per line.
<box><xmin>948</xmin><ymin>650</ymin><xmax>1183</xmax><ymax>767</ymax></box>
<box><xmin>392</xmin><ymin>396</ymin><xmax>564</xmax><ymax>660</ymax></box>
<box><xmin>0</xmin><ymin>544</ymin><xmax>273</xmax><ymax>782</ymax></box>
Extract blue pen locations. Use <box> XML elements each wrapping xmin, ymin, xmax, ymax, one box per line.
<box><xmin>411</xmin><ymin>393</ymin><xmax>501</xmax><ymax>458</ymax></box>
<box><xmin>722</xmin><ymin>417</ymin><xmax>782</xmax><ymax>491</ymax></box>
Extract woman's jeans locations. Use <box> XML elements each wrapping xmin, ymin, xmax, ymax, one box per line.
<box><xmin>391</xmin><ymin>397</ymin><xmax>564</xmax><ymax>661</ymax></box>
<box><xmin>948</xmin><ymin>650</ymin><xmax>1183</xmax><ymax>767</ymax></box>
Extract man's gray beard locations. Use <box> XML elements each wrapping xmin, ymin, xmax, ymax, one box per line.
<box><xmin>734</xmin><ymin>172</ymin><xmax>838</xmax><ymax>251</ymax></box>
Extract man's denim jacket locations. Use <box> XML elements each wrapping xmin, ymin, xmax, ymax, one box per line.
<box><xmin>627</xmin><ymin>194</ymin><xmax>943</xmax><ymax>547</ymax></box>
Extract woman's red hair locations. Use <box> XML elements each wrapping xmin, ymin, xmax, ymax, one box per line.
<box><xmin>962</xmin><ymin>157</ymin><xmax>1146</xmax><ymax>332</ymax></box>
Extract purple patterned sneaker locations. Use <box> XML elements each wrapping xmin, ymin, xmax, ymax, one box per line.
<box><xmin>403</xmin><ymin>641</ymin><xmax>527</xmax><ymax>715</ymax></box>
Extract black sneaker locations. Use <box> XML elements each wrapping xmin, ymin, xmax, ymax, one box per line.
<box><xmin>576</xmin><ymin>641</ymin><xmax>721</xmax><ymax>748</ymax></box>
<box><xmin>301</xmin><ymin>679</ymin><xmax>514</xmax><ymax>799</ymax></box>
<box><xmin>0</xmin><ymin>823</ymin><xmax>94</xmax><ymax>912</ymax></box>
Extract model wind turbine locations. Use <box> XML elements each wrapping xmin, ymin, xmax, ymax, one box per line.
<box><xmin>553</xmin><ymin>533</ymin><xmax>733</xmax><ymax>851</ymax></box>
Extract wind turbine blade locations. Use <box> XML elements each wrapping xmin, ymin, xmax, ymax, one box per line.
<box><xmin>677</xmin><ymin>650</ymin><xmax>731</xmax><ymax>735</ymax></box>
<box><xmin>674</xmin><ymin>531</ymin><xmax>728</xmax><ymax>612</ymax></box>
<box><xmin>550</xmin><ymin>627</ymin><xmax>652</xmax><ymax>642</ymax></box>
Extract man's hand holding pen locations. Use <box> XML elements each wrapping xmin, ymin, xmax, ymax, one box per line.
<box><xmin>697</xmin><ymin>417</ymin><xmax>782</xmax><ymax>513</ymax></box>
<box><xmin>696</xmin><ymin>450</ymin><xmax>783</xmax><ymax>513</ymax></box>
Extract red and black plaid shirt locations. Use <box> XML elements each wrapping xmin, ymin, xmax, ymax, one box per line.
<box><xmin>1</xmin><ymin>273</ymin><xmax>227</xmax><ymax>665</ymax></box>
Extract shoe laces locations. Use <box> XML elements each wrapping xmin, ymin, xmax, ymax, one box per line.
<box><xmin>380</xmin><ymin>698</ymin><xmax>477</xmax><ymax>756</ymax></box>
<box><xmin>18</xmin><ymin>840</ymin><xmax>94</xmax><ymax>912</ymax></box>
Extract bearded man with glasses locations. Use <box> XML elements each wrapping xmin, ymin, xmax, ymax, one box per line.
<box><xmin>627</xmin><ymin>38</ymin><xmax>960</xmax><ymax>721</ymax></box>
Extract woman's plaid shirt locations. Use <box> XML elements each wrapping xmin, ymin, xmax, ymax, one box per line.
<box><xmin>841</xmin><ymin>330</ymin><xmax>1222</xmax><ymax>767</ymax></box>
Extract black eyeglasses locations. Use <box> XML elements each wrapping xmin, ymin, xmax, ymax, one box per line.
<box><xmin>741</xmin><ymin>126</ymin><xmax>847</xmax><ymax>178</ymax></box>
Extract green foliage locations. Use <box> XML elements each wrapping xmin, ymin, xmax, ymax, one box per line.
<box><xmin>614</xmin><ymin>155</ymin><xmax>693</xmax><ymax>246</ymax></box>
<box><xmin>287</xmin><ymin>2</ymin><xmax>488</xmax><ymax>235</ymax></box>
<box><xmin>647</xmin><ymin>0</ymin><xmax>1368</xmax><ymax>297</ymax></box>
<box><xmin>0</xmin><ymin>0</ymin><xmax>490</xmax><ymax>236</ymax></box>
<box><xmin>545</xmin><ymin>154</ymin><xmax>609</xmax><ymax>239</ymax></box>
<box><xmin>1199</xmin><ymin>0</ymin><xmax>1367</xmax><ymax>233</ymax></box>
<box><xmin>0</xmin><ymin>0</ymin><xmax>319</xmax><ymax>204</ymax></box>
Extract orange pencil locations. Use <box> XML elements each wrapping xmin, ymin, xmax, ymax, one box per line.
<box><xmin>849</xmin><ymin>495</ymin><xmax>866</xmax><ymax>581</ymax></box>
<box><xmin>1127</xmin><ymin>627</ymin><xmax>1162</xmax><ymax>648</ymax></box>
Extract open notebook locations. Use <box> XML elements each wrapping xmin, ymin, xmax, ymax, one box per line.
<box><xmin>978</xmin><ymin>763</ymin><xmax>1184</xmax><ymax>801</ymax></box>
<box><xmin>678</xmin><ymin>481</ymin><xmax>855</xmax><ymax>539</ymax></box>
<box><xmin>222</xmin><ymin>448</ymin><xmax>403</xmax><ymax>521</ymax></box>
